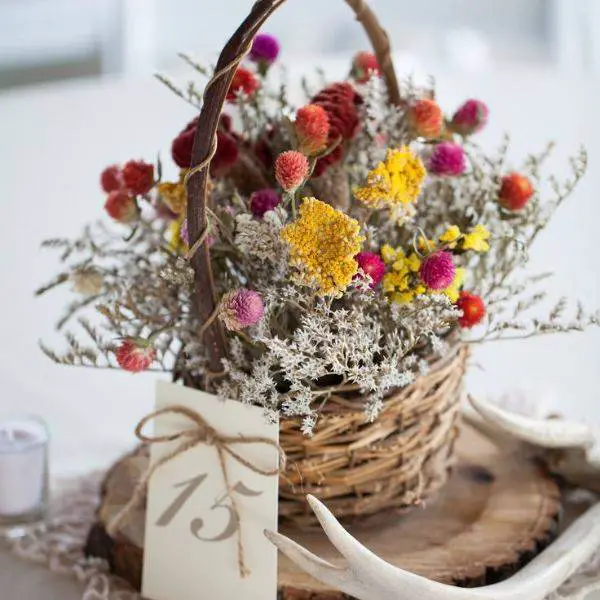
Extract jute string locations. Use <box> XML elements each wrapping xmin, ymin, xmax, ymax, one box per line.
<box><xmin>107</xmin><ymin>405</ymin><xmax>285</xmax><ymax>578</ymax></box>
<box><xmin>183</xmin><ymin>37</ymin><xmax>254</xmax><ymax>261</ymax></box>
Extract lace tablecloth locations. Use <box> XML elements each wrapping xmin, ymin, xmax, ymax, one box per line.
<box><xmin>1</xmin><ymin>474</ymin><xmax>599</xmax><ymax>600</ymax></box>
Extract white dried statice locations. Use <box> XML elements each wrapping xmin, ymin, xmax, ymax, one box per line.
<box><xmin>234</xmin><ymin>207</ymin><xmax>288</xmax><ymax>270</ymax></box>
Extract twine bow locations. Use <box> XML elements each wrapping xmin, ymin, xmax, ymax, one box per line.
<box><xmin>107</xmin><ymin>405</ymin><xmax>285</xmax><ymax>578</ymax></box>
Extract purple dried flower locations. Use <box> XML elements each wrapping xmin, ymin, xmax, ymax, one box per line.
<box><xmin>428</xmin><ymin>142</ymin><xmax>466</xmax><ymax>177</ymax></box>
<box><xmin>219</xmin><ymin>288</ymin><xmax>265</xmax><ymax>330</ymax></box>
<box><xmin>419</xmin><ymin>251</ymin><xmax>456</xmax><ymax>290</ymax></box>
<box><xmin>451</xmin><ymin>99</ymin><xmax>489</xmax><ymax>136</ymax></box>
<box><xmin>249</xmin><ymin>33</ymin><xmax>280</xmax><ymax>68</ymax></box>
<box><xmin>249</xmin><ymin>188</ymin><xmax>281</xmax><ymax>218</ymax></box>
<box><xmin>180</xmin><ymin>218</ymin><xmax>189</xmax><ymax>245</ymax></box>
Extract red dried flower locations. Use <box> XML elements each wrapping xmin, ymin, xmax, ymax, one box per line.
<box><xmin>409</xmin><ymin>99</ymin><xmax>444</xmax><ymax>139</ymax></box>
<box><xmin>355</xmin><ymin>252</ymin><xmax>385</xmax><ymax>288</ymax></box>
<box><xmin>456</xmin><ymin>291</ymin><xmax>486</xmax><ymax>328</ymax></box>
<box><xmin>171</xmin><ymin>128</ymin><xmax>195</xmax><ymax>169</ymax></box>
<box><xmin>351</xmin><ymin>51</ymin><xmax>381</xmax><ymax>83</ymax></box>
<box><xmin>100</xmin><ymin>165</ymin><xmax>123</xmax><ymax>193</ymax></box>
<box><xmin>295</xmin><ymin>104</ymin><xmax>330</xmax><ymax>155</ymax></box>
<box><xmin>211</xmin><ymin>131</ymin><xmax>239</xmax><ymax>177</ymax></box>
<box><xmin>498</xmin><ymin>173</ymin><xmax>534</xmax><ymax>211</ymax></box>
<box><xmin>122</xmin><ymin>160</ymin><xmax>154</xmax><ymax>195</ymax></box>
<box><xmin>275</xmin><ymin>151</ymin><xmax>309</xmax><ymax>192</ymax></box>
<box><xmin>115</xmin><ymin>339</ymin><xmax>156</xmax><ymax>373</ymax></box>
<box><xmin>104</xmin><ymin>190</ymin><xmax>138</xmax><ymax>223</ymax></box>
<box><xmin>250</xmin><ymin>188</ymin><xmax>281</xmax><ymax>218</ymax></box>
<box><xmin>312</xmin><ymin>82</ymin><xmax>363</xmax><ymax>176</ymax></box>
<box><xmin>226</xmin><ymin>67</ymin><xmax>259</xmax><ymax>103</ymax></box>
<box><xmin>171</xmin><ymin>114</ymin><xmax>235</xmax><ymax>169</ymax></box>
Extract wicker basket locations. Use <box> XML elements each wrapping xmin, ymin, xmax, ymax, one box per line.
<box><xmin>278</xmin><ymin>344</ymin><xmax>469</xmax><ymax>527</ymax></box>
<box><xmin>183</xmin><ymin>0</ymin><xmax>470</xmax><ymax>527</ymax></box>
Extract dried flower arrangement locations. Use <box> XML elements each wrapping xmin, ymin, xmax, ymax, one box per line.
<box><xmin>38</xmin><ymin>0</ymin><xmax>598</xmax><ymax>522</ymax></box>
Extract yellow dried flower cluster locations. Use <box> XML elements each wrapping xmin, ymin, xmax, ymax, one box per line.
<box><xmin>157</xmin><ymin>171</ymin><xmax>188</xmax><ymax>215</ymax></box>
<box><xmin>167</xmin><ymin>217</ymin><xmax>187</xmax><ymax>254</ymax></box>
<box><xmin>281</xmin><ymin>197</ymin><xmax>365</xmax><ymax>297</ymax></box>
<box><xmin>381</xmin><ymin>244</ymin><xmax>465</xmax><ymax>303</ymax></box>
<box><xmin>439</xmin><ymin>223</ymin><xmax>490</xmax><ymax>252</ymax></box>
<box><xmin>354</xmin><ymin>147</ymin><xmax>426</xmax><ymax>208</ymax></box>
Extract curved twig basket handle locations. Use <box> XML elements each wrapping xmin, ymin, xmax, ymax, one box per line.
<box><xmin>186</xmin><ymin>0</ymin><xmax>400</xmax><ymax>378</ymax></box>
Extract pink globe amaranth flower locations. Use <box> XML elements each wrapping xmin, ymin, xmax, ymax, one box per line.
<box><xmin>419</xmin><ymin>251</ymin><xmax>456</xmax><ymax>290</ymax></box>
<box><xmin>428</xmin><ymin>142</ymin><xmax>466</xmax><ymax>177</ymax></box>
<box><xmin>355</xmin><ymin>252</ymin><xmax>385</xmax><ymax>288</ymax></box>
<box><xmin>451</xmin><ymin>99</ymin><xmax>489</xmax><ymax>136</ymax></box>
<box><xmin>275</xmin><ymin>151</ymin><xmax>309</xmax><ymax>192</ymax></box>
<box><xmin>219</xmin><ymin>289</ymin><xmax>265</xmax><ymax>331</ymax></box>
<box><xmin>250</xmin><ymin>189</ymin><xmax>281</xmax><ymax>218</ymax></box>
<box><xmin>249</xmin><ymin>33</ymin><xmax>280</xmax><ymax>67</ymax></box>
<box><xmin>116</xmin><ymin>339</ymin><xmax>156</xmax><ymax>373</ymax></box>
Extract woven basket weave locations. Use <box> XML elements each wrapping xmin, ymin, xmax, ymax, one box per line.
<box><xmin>279</xmin><ymin>344</ymin><xmax>469</xmax><ymax>527</ymax></box>
<box><xmin>183</xmin><ymin>0</ymin><xmax>470</xmax><ymax>527</ymax></box>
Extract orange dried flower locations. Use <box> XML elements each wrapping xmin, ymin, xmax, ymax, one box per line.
<box><xmin>408</xmin><ymin>99</ymin><xmax>444</xmax><ymax>139</ymax></box>
<box><xmin>275</xmin><ymin>151</ymin><xmax>309</xmax><ymax>192</ymax></box>
<box><xmin>295</xmin><ymin>104</ymin><xmax>330</xmax><ymax>155</ymax></box>
<box><xmin>498</xmin><ymin>173</ymin><xmax>534</xmax><ymax>211</ymax></box>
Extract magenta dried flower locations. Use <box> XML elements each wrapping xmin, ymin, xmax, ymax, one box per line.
<box><xmin>355</xmin><ymin>252</ymin><xmax>385</xmax><ymax>288</ymax></box>
<box><xmin>451</xmin><ymin>99</ymin><xmax>489</xmax><ymax>136</ymax></box>
<box><xmin>219</xmin><ymin>288</ymin><xmax>265</xmax><ymax>330</ymax></box>
<box><xmin>428</xmin><ymin>142</ymin><xmax>466</xmax><ymax>177</ymax></box>
<box><xmin>419</xmin><ymin>251</ymin><xmax>456</xmax><ymax>290</ymax></box>
<box><xmin>249</xmin><ymin>33</ymin><xmax>280</xmax><ymax>71</ymax></box>
<box><xmin>250</xmin><ymin>188</ymin><xmax>281</xmax><ymax>218</ymax></box>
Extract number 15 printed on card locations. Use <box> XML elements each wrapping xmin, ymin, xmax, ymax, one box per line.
<box><xmin>142</xmin><ymin>382</ymin><xmax>280</xmax><ymax>600</ymax></box>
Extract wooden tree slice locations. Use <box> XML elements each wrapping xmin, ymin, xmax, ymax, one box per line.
<box><xmin>85</xmin><ymin>422</ymin><xmax>561</xmax><ymax>598</ymax></box>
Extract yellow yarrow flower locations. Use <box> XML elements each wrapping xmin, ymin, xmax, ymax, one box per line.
<box><xmin>281</xmin><ymin>197</ymin><xmax>364</xmax><ymax>297</ymax></box>
<box><xmin>463</xmin><ymin>224</ymin><xmax>490</xmax><ymax>252</ymax></box>
<box><xmin>354</xmin><ymin>147</ymin><xmax>426</xmax><ymax>208</ymax></box>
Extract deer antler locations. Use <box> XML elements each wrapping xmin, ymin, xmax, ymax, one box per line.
<box><xmin>469</xmin><ymin>395</ymin><xmax>600</xmax><ymax>492</ymax></box>
<box><xmin>266</xmin><ymin>494</ymin><xmax>600</xmax><ymax>600</ymax></box>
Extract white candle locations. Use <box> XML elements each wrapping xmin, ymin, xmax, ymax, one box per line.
<box><xmin>0</xmin><ymin>416</ymin><xmax>48</xmax><ymax>522</ymax></box>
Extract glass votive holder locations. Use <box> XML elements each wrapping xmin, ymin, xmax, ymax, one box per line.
<box><xmin>0</xmin><ymin>415</ymin><xmax>49</xmax><ymax>534</ymax></box>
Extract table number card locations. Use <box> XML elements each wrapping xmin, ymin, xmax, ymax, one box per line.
<box><xmin>142</xmin><ymin>381</ymin><xmax>279</xmax><ymax>600</ymax></box>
